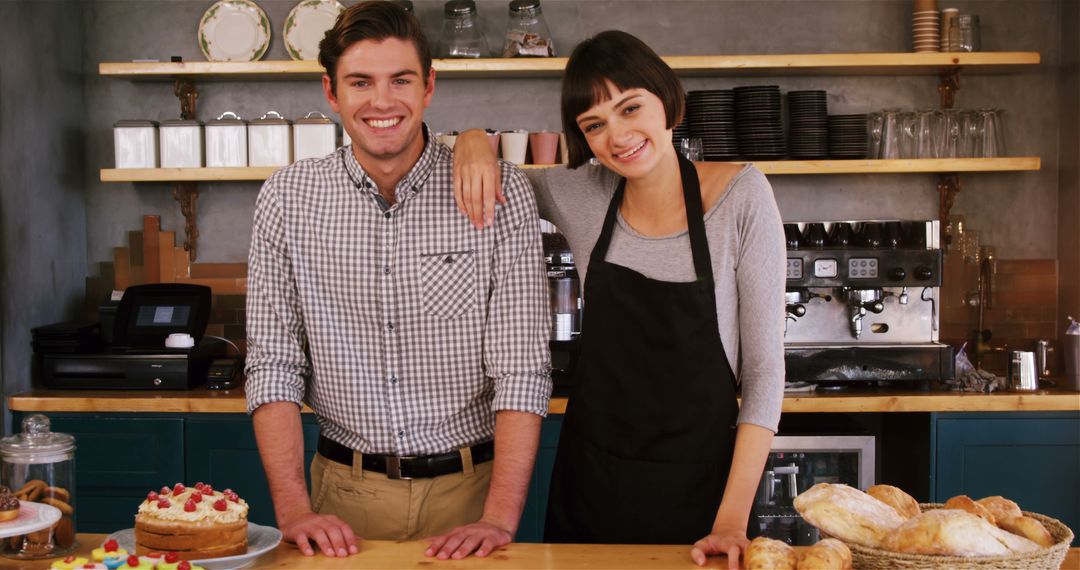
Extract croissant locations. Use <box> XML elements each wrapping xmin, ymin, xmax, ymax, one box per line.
<box><xmin>796</xmin><ymin>538</ymin><xmax>852</xmax><ymax>569</ymax></box>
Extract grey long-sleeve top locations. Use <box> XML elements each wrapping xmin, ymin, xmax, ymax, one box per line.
<box><xmin>526</xmin><ymin>163</ymin><xmax>785</xmax><ymax>432</ymax></box>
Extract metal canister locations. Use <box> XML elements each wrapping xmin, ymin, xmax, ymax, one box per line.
<box><xmin>1008</xmin><ymin>351</ymin><xmax>1038</xmax><ymax>391</ymax></box>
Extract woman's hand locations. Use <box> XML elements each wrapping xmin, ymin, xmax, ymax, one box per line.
<box><xmin>689</xmin><ymin>523</ymin><xmax>749</xmax><ymax>569</ymax></box>
<box><xmin>452</xmin><ymin>129</ymin><xmax>505</xmax><ymax>229</ymax></box>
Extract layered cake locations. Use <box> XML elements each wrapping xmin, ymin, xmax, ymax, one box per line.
<box><xmin>134</xmin><ymin>483</ymin><xmax>248</xmax><ymax>560</ymax></box>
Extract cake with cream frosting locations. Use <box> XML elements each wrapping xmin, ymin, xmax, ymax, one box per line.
<box><xmin>134</xmin><ymin>483</ymin><xmax>247</xmax><ymax>560</ymax></box>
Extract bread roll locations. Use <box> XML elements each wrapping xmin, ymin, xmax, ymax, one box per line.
<box><xmin>943</xmin><ymin>495</ymin><xmax>996</xmax><ymax>525</ymax></box>
<box><xmin>796</xmin><ymin>538</ymin><xmax>852</xmax><ymax>570</ymax></box>
<box><xmin>976</xmin><ymin>495</ymin><xmax>1023</xmax><ymax>522</ymax></box>
<box><xmin>793</xmin><ymin>483</ymin><xmax>906</xmax><ymax>548</ymax></box>
<box><xmin>867</xmin><ymin>484</ymin><xmax>921</xmax><ymax>519</ymax></box>
<box><xmin>745</xmin><ymin>536</ymin><xmax>797</xmax><ymax>570</ymax></box>
<box><xmin>998</xmin><ymin>515</ymin><xmax>1055</xmax><ymax>548</ymax></box>
<box><xmin>882</xmin><ymin>509</ymin><xmax>1041</xmax><ymax>556</ymax></box>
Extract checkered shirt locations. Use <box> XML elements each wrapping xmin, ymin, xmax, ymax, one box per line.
<box><xmin>245</xmin><ymin>129</ymin><xmax>552</xmax><ymax>455</ymax></box>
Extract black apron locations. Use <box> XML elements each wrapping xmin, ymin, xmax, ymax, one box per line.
<box><xmin>544</xmin><ymin>154</ymin><xmax>745</xmax><ymax>544</ymax></box>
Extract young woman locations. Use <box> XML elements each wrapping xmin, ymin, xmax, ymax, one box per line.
<box><xmin>453</xmin><ymin>31</ymin><xmax>785</xmax><ymax>568</ymax></box>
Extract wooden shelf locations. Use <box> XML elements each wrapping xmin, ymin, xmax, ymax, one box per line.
<box><xmin>99</xmin><ymin>52</ymin><xmax>1040</xmax><ymax>80</ymax></box>
<box><xmin>100</xmin><ymin>158</ymin><xmax>1041</xmax><ymax>182</ymax></box>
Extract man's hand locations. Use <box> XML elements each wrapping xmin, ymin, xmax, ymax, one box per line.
<box><xmin>280</xmin><ymin>509</ymin><xmax>360</xmax><ymax>558</ymax></box>
<box><xmin>453</xmin><ymin>129</ymin><xmax>505</xmax><ymax>229</ymax></box>
<box><xmin>424</xmin><ymin>517</ymin><xmax>514</xmax><ymax>559</ymax></box>
<box><xmin>689</xmin><ymin>524</ymin><xmax>750</xmax><ymax>569</ymax></box>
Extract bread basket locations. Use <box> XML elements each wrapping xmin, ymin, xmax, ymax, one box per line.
<box><xmin>844</xmin><ymin>504</ymin><xmax>1074</xmax><ymax>570</ymax></box>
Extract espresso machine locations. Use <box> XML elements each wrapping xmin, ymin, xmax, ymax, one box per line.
<box><xmin>543</xmin><ymin>232</ymin><xmax>582</xmax><ymax>395</ymax></box>
<box><xmin>782</xmin><ymin>219</ymin><xmax>954</xmax><ymax>386</ymax></box>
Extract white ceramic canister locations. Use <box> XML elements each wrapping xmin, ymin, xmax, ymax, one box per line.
<box><xmin>205</xmin><ymin>111</ymin><xmax>248</xmax><ymax>167</ymax></box>
<box><xmin>113</xmin><ymin>120</ymin><xmax>159</xmax><ymax>168</ymax></box>
<box><xmin>248</xmin><ymin>111</ymin><xmax>293</xmax><ymax>167</ymax></box>
<box><xmin>293</xmin><ymin>112</ymin><xmax>337</xmax><ymax>161</ymax></box>
<box><xmin>159</xmin><ymin>119</ymin><xmax>204</xmax><ymax>168</ymax></box>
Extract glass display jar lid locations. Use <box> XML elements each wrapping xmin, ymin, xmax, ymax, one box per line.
<box><xmin>445</xmin><ymin>0</ymin><xmax>477</xmax><ymax>16</ymax></box>
<box><xmin>0</xmin><ymin>414</ymin><xmax>75</xmax><ymax>464</ymax></box>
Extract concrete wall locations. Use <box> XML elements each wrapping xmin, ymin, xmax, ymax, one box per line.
<box><xmin>1058</xmin><ymin>0</ymin><xmax>1079</xmax><ymax>336</ymax></box>
<box><xmin>82</xmin><ymin>0</ymin><xmax>1063</xmax><ymax>268</ymax></box>
<box><xmin>0</xmin><ymin>1</ymin><xmax>87</xmax><ymax>427</ymax></box>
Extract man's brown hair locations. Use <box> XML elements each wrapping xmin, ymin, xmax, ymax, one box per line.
<box><xmin>318</xmin><ymin>1</ymin><xmax>432</xmax><ymax>92</ymax></box>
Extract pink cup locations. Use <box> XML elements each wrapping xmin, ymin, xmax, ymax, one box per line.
<box><xmin>529</xmin><ymin>131</ymin><xmax>560</xmax><ymax>165</ymax></box>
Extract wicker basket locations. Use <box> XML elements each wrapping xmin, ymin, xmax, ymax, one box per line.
<box><xmin>845</xmin><ymin>504</ymin><xmax>1074</xmax><ymax>570</ymax></box>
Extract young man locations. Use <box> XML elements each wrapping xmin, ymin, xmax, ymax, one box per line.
<box><xmin>244</xmin><ymin>1</ymin><xmax>551</xmax><ymax>560</ymax></box>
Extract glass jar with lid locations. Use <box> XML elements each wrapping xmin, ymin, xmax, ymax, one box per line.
<box><xmin>0</xmin><ymin>414</ymin><xmax>78</xmax><ymax>559</ymax></box>
<box><xmin>502</xmin><ymin>0</ymin><xmax>555</xmax><ymax>57</ymax></box>
<box><xmin>437</xmin><ymin>0</ymin><xmax>489</xmax><ymax>58</ymax></box>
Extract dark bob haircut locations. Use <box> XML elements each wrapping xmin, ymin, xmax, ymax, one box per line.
<box><xmin>318</xmin><ymin>1</ymin><xmax>432</xmax><ymax>92</ymax></box>
<box><xmin>560</xmin><ymin>31</ymin><xmax>685</xmax><ymax>169</ymax></box>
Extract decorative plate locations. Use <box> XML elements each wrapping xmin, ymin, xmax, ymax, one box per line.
<box><xmin>108</xmin><ymin>523</ymin><xmax>282</xmax><ymax>570</ymax></box>
<box><xmin>0</xmin><ymin>501</ymin><xmax>62</xmax><ymax>539</ymax></box>
<box><xmin>284</xmin><ymin>0</ymin><xmax>344</xmax><ymax>61</ymax></box>
<box><xmin>198</xmin><ymin>0</ymin><xmax>271</xmax><ymax>62</ymax></box>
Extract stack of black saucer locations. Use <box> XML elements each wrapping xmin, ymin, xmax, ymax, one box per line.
<box><xmin>734</xmin><ymin>85</ymin><xmax>785</xmax><ymax>160</ymax></box>
<box><xmin>827</xmin><ymin>114</ymin><xmax>869</xmax><ymax>159</ymax></box>
<box><xmin>685</xmin><ymin>90</ymin><xmax>738</xmax><ymax>160</ymax></box>
<box><xmin>787</xmin><ymin>91</ymin><xmax>828</xmax><ymax>159</ymax></box>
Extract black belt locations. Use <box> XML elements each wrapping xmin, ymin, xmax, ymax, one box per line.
<box><xmin>317</xmin><ymin>435</ymin><xmax>494</xmax><ymax>480</ymax></box>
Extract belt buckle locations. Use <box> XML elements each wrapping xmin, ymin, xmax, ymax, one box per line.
<box><xmin>385</xmin><ymin>455</ymin><xmax>413</xmax><ymax>480</ymax></box>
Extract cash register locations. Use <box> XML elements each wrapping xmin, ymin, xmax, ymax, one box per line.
<box><xmin>39</xmin><ymin>284</ymin><xmax>228</xmax><ymax>390</ymax></box>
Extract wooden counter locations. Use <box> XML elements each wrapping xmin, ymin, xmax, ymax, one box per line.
<box><xmin>3</xmin><ymin>535</ymin><xmax>1077</xmax><ymax>569</ymax></box>
<box><xmin>8</xmin><ymin>387</ymin><xmax>1079</xmax><ymax>414</ymax></box>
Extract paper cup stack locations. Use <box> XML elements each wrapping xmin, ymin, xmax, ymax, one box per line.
<box><xmin>912</xmin><ymin>0</ymin><xmax>940</xmax><ymax>52</ymax></box>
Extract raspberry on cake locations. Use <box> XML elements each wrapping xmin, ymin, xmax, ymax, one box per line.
<box><xmin>134</xmin><ymin>483</ymin><xmax>248</xmax><ymax>561</ymax></box>
<box><xmin>92</xmin><ymin>539</ymin><xmax>128</xmax><ymax>561</ymax></box>
<box><xmin>118</xmin><ymin>555</ymin><xmax>154</xmax><ymax>570</ymax></box>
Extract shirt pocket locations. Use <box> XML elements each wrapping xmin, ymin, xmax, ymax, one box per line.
<box><xmin>420</xmin><ymin>249</ymin><xmax>477</xmax><ymax>320</ymax></box>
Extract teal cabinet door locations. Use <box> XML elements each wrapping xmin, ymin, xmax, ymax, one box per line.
<box><xmin>184</xmin><ymin>415</ymin><xmax>320</xmax><ymax>527</ymax></box>
<box><xmin>44</xmin><ymin>414</ymin><xmax>185</xmax><ymax>533</ymax></box>
<box><xmin>935</xmin><ymin>412</ymin><xmax>1080</xmax><ymax>546</ymax></box>
<box><xmin>516</xmin><ymin>415</ymin><xmax>563</xmax><ymax>543</ymax></box>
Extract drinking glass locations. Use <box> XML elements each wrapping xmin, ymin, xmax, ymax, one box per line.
<box><xmin>898</xmin><ymin>112</ymin><xmax>917</xmax><ymax>159</ymax></box>
<box><xmin>937</xmin><ymin>109</ymin><xmax>963</xmax><ymax>158</ymax></box>
<box><xmin>679</xmin><ymin>137</ymin><xmax>703</xmax><ymax>161</ymax></box>
<box><xmin>879</xmin><ymin>110</ymin><xmax>902</xmax><ymax>159</ymax></box>
<box><xmin>913</xmin><ymin>110</ymin><xmax>937</xmax><ymax>158</ymax></box>
<box><xmin>959</xmin><ymin>110</ymin><xmax>979</xmax><ymax>158</ymax></box>
<box><xmin>868</xmin><ymin>112</ymin><xmax>884</xmax><ymax>159</ymax></box>
<box><xmin>975</xmin><ymin>109</ymin><xmax>1006</xmax><ymax>158</ymax></box>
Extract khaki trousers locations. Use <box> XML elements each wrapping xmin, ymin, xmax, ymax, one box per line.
<box><xmin>309</xmin><ymin>451</ymin><xmax>492</xmax><ymax>540</ymax></box>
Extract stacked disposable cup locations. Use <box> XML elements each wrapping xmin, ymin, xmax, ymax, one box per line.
<box><xmin>913</xmin><ymin>0</ymin><xmax>940</xmax><ymax>52</ymax></box>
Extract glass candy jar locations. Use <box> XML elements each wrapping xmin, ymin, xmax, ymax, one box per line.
<box><xmin>0</xmin><ymin>415</ymin><xmax>77</xmax><ymax>559</ymax></box>
<box><xmin>437</xmin><ymin>0</ymin><xmax>489</xmax><ymax>58</ymax></box>
<box><xmin>502</xmin><ymin>0</ymin><xmax>555</xmax><ymax>57</ymax></box>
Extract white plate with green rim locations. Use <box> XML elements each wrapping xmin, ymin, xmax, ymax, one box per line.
<box><xmin>284</xmin><ymin>0</ymin><xmax>344</xmax><ymax>61</ymax></box>
<box><xmin>198</xmin><ymin>0</ymin><xmax>271</xmax><ymax>62</ymax></box>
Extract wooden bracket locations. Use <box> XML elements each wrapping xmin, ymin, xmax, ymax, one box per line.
<box><xmin>174</xmin><ymin>79</ymin><xmax>199</xmax><ymax>120</ymax></box>
<box><xmin>173</xmin><ymin>182</ymin><xmax>200</xmax><ymax>261</ymax></box>
<box><xmin>938</xmin><ymin>174</ymin><xmax>961</xmax><ymax>250</ymax></box>
<box><xmin>938</xmin><ymin>69</ymin><xmax>961</xmax><ymax>109</ymax></box>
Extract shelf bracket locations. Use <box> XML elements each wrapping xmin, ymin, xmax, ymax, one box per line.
<box><xmin>938</xmin><ymin>69</ymin><xmax>961</xmax><ymax>109</ymax></box>
<box><xmin>174</xmin><ymin>79</ymin><xmax>199</xmax><ymax>120</ymax></box>
<box><xmin>173</xmin><ymin>182</ymin><xmax>200</xmax><ymax>261</ymax></box>
<box><xmin>938</xmin><ymin>174</ymin><xmax>961</xmax><ymax>250</ymax></box>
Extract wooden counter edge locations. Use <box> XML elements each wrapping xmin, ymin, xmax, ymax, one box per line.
<box><xmin>15</xmin><ymin>535</ymin><xmax>1079</xmax><ymax>570</ymax></box>
<box><xmin>7</xmin><ymin>391</ymin><xmax>1079</xmax><ymax>414</ymax></box>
